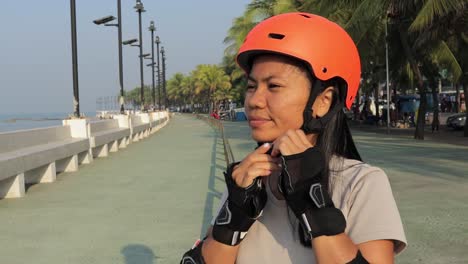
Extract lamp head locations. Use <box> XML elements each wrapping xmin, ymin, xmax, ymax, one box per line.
<box><xmin>122</xmin><ymin>38</ymin><xmax>138</xmax><ymax>45</ymax></box>
<box><xmin>134</xmin><ymin>0</ymin><xmax>145</xmax><ymax>12</ymax></box>
<box><xmin>149</xmin><ymin>21</ymin><xmax>156</xmax><ymax>31</ymax></box>
<box><xmin>93</xmin><ymin>15</ymin><xmax>116</xmax><ymax>25</ymax></box>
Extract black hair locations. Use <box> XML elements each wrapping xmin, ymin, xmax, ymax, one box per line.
<box><xmin>296</xmin><ymin>77</ymin><xmax>363</xmax><ymax>247</ymax></box>
<box><xmin>276</xmin><ymin>57</ymin><xmax>364</xmax><ymax>247</ymax></box>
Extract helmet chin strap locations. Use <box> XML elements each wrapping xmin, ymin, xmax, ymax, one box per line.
<box><xmin>301</xmin><ymin>79</ymin><xmax>344</xmax><ymax>134</ymax></box>
<box><xmin>256</xmin><ymin>79</ymin><xmax>343</xmax><ymax>146</ymax></box>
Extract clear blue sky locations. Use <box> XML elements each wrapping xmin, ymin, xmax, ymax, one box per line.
<box><xmin>0</xmin><ymin>0</ymin><xmax>251</xmax><ymax>115</ymax></box>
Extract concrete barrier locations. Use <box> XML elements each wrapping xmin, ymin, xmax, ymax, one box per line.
<box><xmin>0</xmin><ymin>111</ymin><xmax>170</xmax><ymax>199</ymax></box>
<box><xmin>130</xmin><ymin>114</ymin><xmax>150</xmax><ymax>142</ymax></box>
<box><xmin>89</xmin><ymin>119</ymin><xmax>130</xmax><ymax>158</ymax></box>
<box><xmin>0</xmin><ymin>125</ymin><xmax>90</xmax><ymax>198</ymax></box>
<box><xmin>149</xmin><ymin>111</ymin><xmax>169</xmax><ymax>134</ymax></box>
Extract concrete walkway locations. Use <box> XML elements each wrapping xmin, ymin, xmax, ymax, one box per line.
<box><xmin>1</xmin><ymin>114</ymin><xmax>467</xmax><ymax>264</ymax></box>
<box><xmin>0</xmin><ymin>114</ymin><xmax>226</xmax><ymax>264</ymax></box>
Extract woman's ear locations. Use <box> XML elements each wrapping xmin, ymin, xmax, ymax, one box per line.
<box><xmin>311</xmin><ymin>86</ymin><xmax>335</xmax><ymax>118</ymax></box>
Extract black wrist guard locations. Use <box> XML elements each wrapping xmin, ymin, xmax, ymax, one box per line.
<box><xmin>212</xmin><ymin>162</ymin><xmax>267</xmax><ymax>246</ymax></box>
<box><xmin>279</xmin><ymin>147</ymin><xmax>346</xmax><ymax>238</ymax></box>
<box><xmin>180</xmin><ymin>239</ymin><xmax>206</xmax><ymax>264</ymax></box>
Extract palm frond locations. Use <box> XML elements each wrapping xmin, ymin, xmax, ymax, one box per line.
<box><xmin>272</xmin><ymin>0</ymin><xmax>298</xmax><ymax>14</ymax></box>
<box><xmin>409</xmin><ymin>0</ymin><xmax>467</xmax><ymax>32</ymax></box>
<box><xmin>344</xmin><ymin>0</ymin><xmax>389</xmax><ymax>45</ymax></box>
<box><xmin>431</xmin><ymin>40</ymin><xmax>463</xmax><ymax>82</ymax></box>
<box><xmin>462</xmin><ymin>33</ymin><xmax>468</xmax><ymax>44</ymax></box>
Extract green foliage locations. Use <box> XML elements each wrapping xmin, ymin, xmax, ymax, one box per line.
<box><xmin>124</xmin><ymin>85</ymin><xmax>153</xmax><ymax>108</ymax></box>
<box><xmin>167</xmin><ymin>0</ymin><xmax>467</xmax><ymax>130</ymax></box>
<box><xmin>166</xmin><ymin>65</ymin><xmax>232</xmax><ymax>111</ymax></box>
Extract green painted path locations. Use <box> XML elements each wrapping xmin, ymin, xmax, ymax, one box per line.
<box><xmin>0</xmin><ymin>114</ymin><xmax>226</xmax><ymax>264</ymax></box>
<box><xmin>1</xmin><ymin>114</ymin><xmax>467</xmax><ymax>264</ymax></box>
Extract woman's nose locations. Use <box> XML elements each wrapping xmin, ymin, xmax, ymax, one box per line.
<box><xmin>247</xmin><ymin>87</ymin><xmax>267</xmax><ymax>109</ymax></box>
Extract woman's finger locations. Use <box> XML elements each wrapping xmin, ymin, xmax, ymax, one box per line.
<box><xmin>295</xmin><ymin>129</ymin><xmax>314</xmax><ymax>148</ymax></box>
<box><xmin>237</xmin><ymin>167</ymin><xmax>272</xmax><ymax>187</ymax></box>
<box><xmin>285</xmin><ymin>129</ymin><xmax>308</xmax><ymax>151</ymax></box>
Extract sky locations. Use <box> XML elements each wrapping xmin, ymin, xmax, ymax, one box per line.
<box><xmin>0</xmin><ymin>0</ymin><xmax>251</xmax><ymax>115</ymax></box>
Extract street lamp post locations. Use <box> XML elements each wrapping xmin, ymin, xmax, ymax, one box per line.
<box><xmin>385</xmin><ymin>16</ymin><xmax>390</xmax><ymax>134</ymax></box>
<box><xmin>134</xmin><ymin>0</ymin><xmax>146</xmax><ymax>111</ymax></box>
<box><xmin>92</xmin><ymin>0</ymin><xmax>125</xmax><ymax>114</ymax></box>
<box><xmin>70</xmin><ymin>0</ymin><xmax>80</xmax><ymax>118</ymax></box>
<box><xmin>117</xmin><ymin>0</ymin><xmax>124</xmax><ymax>113</ymax></box>
<box><xmin>148</xmin><ymin>21</ymin><xmax>156</xmax><ymax>108</ymax></box>
<box><xmin>155</xmin><ymin>36</ymin><xmax>161</xmax><ymax>110</ymax></box>
<box><xmin>122</xmin><ymin>38</ymin><xmax>142</xmax><ymax>110</ymax></box>
<box><xmin>161</xmin><ymin>46</ymin><xmax>167</xmax><ymax>109</ymax></box>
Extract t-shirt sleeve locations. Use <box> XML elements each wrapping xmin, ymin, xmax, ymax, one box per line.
<box><xmin>345</xmin><ymin>167</ymin><xmax>407</xmax><ymax>254</ymax></box>
<box><xmin>210</xmin><ymin>189</ymin><xmax>228</xmax><ymax>226</ymax></box>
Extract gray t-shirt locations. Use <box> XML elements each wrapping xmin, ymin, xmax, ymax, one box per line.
<box><xmin>212</xmin><ymin>157</ymin><xmax>407</xmax><ymax>263</ymax></box>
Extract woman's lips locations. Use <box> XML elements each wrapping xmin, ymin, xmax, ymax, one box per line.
<box><xmin>248</xmin><ymin>118</ymin><xmax>271</xmax><ymax>128</ymax></box>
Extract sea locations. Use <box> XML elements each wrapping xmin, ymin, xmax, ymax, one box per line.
<box><xmin>0</xmin><ymin>112</ymin><xmax>96</xmax><ymax>133</ymax></box>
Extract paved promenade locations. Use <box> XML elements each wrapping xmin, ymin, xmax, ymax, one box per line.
<box><xmin>0</xmin><ymin>114</ymin><xmax>467</xmax><ymax>263</ymax></box>
<box><xmin>0</xmin><ymin>114</ymin><xmax>226</xmax><ymax>264</ymax></box>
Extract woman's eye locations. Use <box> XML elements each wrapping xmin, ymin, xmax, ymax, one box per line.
<box><xmin>268</xmin><ymin>83</ymin><xmax>280</xmax><ymax>89</ymax></box>
<box><xmin>246</xmin><ymin>84</ymin><xmax>256</xmax><ymax>90</ymax></box>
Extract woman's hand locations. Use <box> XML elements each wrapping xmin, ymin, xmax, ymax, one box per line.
<box><xmin>271</xmin><ymin>129</ymin><xmax>313</xmax><ymax>157</ymax></box>
<box><xmin>231</xmin><ymin>143</ymin><xmax>281</xmax><ymax>188</ymax></box>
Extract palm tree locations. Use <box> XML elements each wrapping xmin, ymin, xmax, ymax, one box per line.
<box><xmin>125</xmin><ymin>85</ymin><xmax>152</xmax><ymax>109</ymax></box>
<box><xmin>307</xmin><ymin>0</ymin><xmax>466</xmax><ymax>139</ymax></box>
<box><xmin>180</xmin><ymin>75</ymin><xmax>197</xmax><ymax>112</ymax></box>
<box><xmin>167</xmin><ymin>73</ymin><xmax>185</xmax><ymax>109</ymax></box>
<box><xmin>223</xmin><ymin>0</ymin><xmax>467</xmax><ymax>138</ymax></box>
<box><xmin>193</xmin><ymin>64</ymin><xmax>232</xmax><ymax>113</ymax></box>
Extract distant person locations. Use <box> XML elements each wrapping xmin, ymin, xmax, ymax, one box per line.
<box><xmin>181</xmin><ymin>12</ymin><xmax>406</xmax><ymax>263</ymax></box>
<box><xmin>390</xmin><ymin>101</ymin><xmax>397</xmax><ymax>126</ymax></box>
<box><xmin>352</xmin><ymin>102</ymin><xmax>360</xmax><ymax>120</ymax></box>
<box><xmin>229</xmin><ymin>100</ymin><xmax>237</xmax><ymax>121</ymax></box>
<box><xmin>431</xmin><ymin>116</ymin><xmax>440</xmax><ymax>133</ymax></box>
<box><xmin>210</xmin><ymin>110</ymin><xmax>220</xmax><ymax>120</ymax></box>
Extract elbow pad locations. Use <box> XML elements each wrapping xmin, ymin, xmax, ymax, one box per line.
<box><xmin>180</xmin><ymin>239</ymin><xmax>206</xmax><ymax>264</ymax></box>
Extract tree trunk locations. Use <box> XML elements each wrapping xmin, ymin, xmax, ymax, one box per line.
<box><xmin>208</xmin><ymin>88</ymin><xmax>214</xmax><ymax>114</ymax></box>
<box><xmin>455</xmin><ymin>83</ymin><xmax>460</xmax><ymax>113</ymax></box>
<box><xmin>463</xmin><ymin>83</ymin><xmax>468</xmax><ymax>137</ymax></box>
<box><xmin>431</xmin><ymin>80</ymin><xmax>440</xmax><ymax>132</ymax></box>
<box><xmin>398</xmin><ymin>24</ymin><xmax>426</xmax><ymax>140</ymax></box>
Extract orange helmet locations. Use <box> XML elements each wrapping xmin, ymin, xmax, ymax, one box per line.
<box><xmin>236</xmin><ymin>12</ymin><xmax>361</xmax><ymax>110</ymax></box>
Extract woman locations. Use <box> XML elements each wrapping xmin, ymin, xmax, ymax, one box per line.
<box><xmin>182</xmin><ymin>12</ymin><xmax>406</xmax><ymax>264</ymax></box>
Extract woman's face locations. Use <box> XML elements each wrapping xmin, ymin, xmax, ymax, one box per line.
<box><xmin>245</xmin><ymin>55</ymin><xmax>311</xmax><ymax>143</ymax></box>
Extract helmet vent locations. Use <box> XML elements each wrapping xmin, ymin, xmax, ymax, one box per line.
<box><xmin>300</xmin><ymin>14</ymin><xmax>311</xmax><ymax>18</ymax></box>
<box><xmin>268</xmin><ymin>33</ymin><xmax>285</xmax><ymax>40</ymax></box>
<box><xmin>322</xmin><ymin>67</ymin><xmax>327</xmax><ymax>73</ymax></box>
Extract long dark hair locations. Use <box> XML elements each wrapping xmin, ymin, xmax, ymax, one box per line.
<box><xmin>297</xmin><ymin>80</ymin><xmax>363</xmax><ymax>247</ymax></box>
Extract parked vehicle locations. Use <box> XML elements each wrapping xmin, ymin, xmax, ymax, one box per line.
<box><xmin>446</xmin><ymin>113</ymin><xmax>466</xmax><ymax>129</ymax></box>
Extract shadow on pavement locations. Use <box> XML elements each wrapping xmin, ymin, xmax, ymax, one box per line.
<box><xmin>121</xmin><ymin>244</ymin><xmax>159</xmax><ymax>264</ymax></box>
<box><xmin>200</xmin><ymin>133</ymin><xmax>225</xmax><ymax>237</ymax></box>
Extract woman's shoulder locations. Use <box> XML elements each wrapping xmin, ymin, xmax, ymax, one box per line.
<box><xmin>330</xmin><ymin>156</ymin><xmax>390</xmax><ymax>189</ymax></box>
